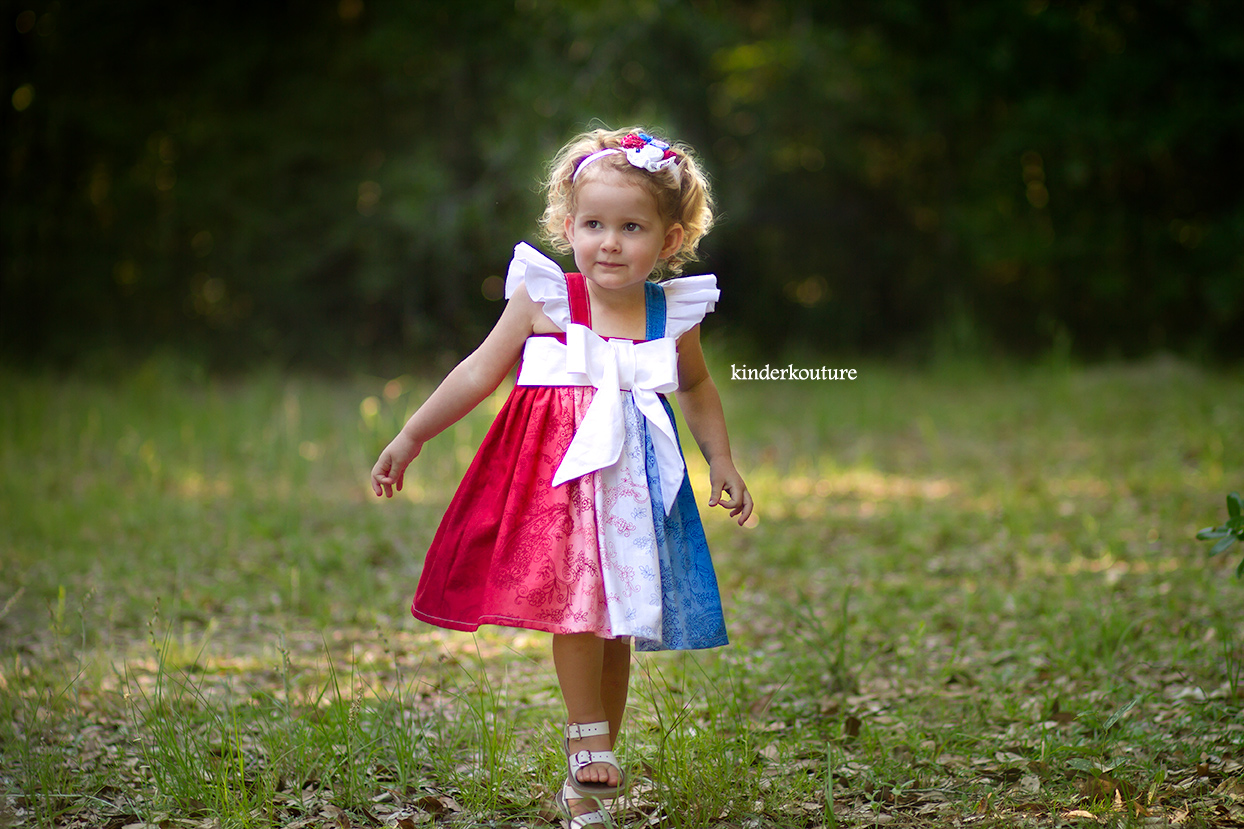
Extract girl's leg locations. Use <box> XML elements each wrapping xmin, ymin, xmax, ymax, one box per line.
<box><xmin>552</xmin><ymin>633</ymin><xmax>629</xmax><ymax>788</ymax></box>
<box><xmin>600</xmin><ymin>636</ymin><xmax>631</xmax><ymax>743</ymax></box>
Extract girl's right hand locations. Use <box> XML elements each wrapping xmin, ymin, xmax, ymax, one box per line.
<box><xmin>371</xmin><ymin>433</ymin><xmax>423</xmax><ymax>498</ymax></box>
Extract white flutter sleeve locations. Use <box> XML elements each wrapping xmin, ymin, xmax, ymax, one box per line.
<box><xmin>504</xmin><ymin>242</ymin><xmax>570</xmax><ymax>331</ymax></box>
<box><xmin>661</xmin><ymin>274</ymin><xmax>720</xmax><ymax>339</ymax></box>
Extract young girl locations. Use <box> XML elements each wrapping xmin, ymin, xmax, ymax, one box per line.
<box><xmin>371</xmin><ymin>126</ymin><xmax>752</xmax><ymax>828</ymax></box>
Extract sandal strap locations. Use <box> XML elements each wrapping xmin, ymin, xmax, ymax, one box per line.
<box><xmin>562</xmin><ymin>721</ymin><xmax>624</xmax><ymax>798</ymax></box>
<box><xmin>569</xmin><ymin>810</ymin><xmax>609</xmax><ymax>829</ymax></box>
<box><xmin>569</xmin><ymin>748</ymin><xmax>620</xmax><ymax>775</ymax></box>
<box><xmin>565</xmin><ymin>720</ymin><xmax>611</xmax><ymax>741</ymax></box>
<box><xmin>558</xmin><ymin>781</ymin><xmax>610</xmax><ymax>828</ymax></box>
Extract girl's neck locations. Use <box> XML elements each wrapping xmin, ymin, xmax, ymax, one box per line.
<box><xmin>583</xmin><ymin>278</ymin><xmax>649</xmax><ymax>340</ymax></box>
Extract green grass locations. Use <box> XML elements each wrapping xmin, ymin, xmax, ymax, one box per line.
<box><xmin>2</xmin><ymin>354</ymin><xmax>1243</xmax><ymax>827</ymax></box>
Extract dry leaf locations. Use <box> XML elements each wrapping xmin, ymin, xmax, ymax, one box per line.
<box><xmin>1063</xmin><ymin>809</ymin><xmax>1103</xmax><ymax>823</ymax></box>
<box><xmin>414</xmin><ymin>794</ymin><xmax>461</xmax><ymax>815</ymax></box>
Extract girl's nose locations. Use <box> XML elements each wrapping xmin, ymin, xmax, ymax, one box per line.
<box><xmin>602</xmin><ymin>229</ymin><xmax>621</xmax><ymax>250</ymax></box>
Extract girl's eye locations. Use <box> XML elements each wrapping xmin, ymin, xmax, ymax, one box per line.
<box><xmin>586</xmin><ymin>220</ymin><xmax>601</xmax><ymax>229</ymax></box>
<box><xmin>624</xmin><ymin>222</ymin><xmax>641</xmax><ymax>232</ymax></box>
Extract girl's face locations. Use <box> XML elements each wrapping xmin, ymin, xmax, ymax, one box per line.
<box><xmin>564</xmin><ymin>172</ymin><xmax>683</xmax><ymax>295</ymax></box>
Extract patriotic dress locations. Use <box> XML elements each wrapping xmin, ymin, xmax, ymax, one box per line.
<box><xmin>411</xmin><ymin>243</ymin><xmax>728</xmax><ymax>651</ymax></box>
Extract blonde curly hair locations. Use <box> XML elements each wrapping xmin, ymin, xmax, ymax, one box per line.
<box><xmin>539</xmin><ymin>126</ymin><xmax>714</xmax><ymax>276</ymax></box>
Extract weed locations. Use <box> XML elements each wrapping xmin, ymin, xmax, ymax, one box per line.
<box><xmin>629</xmin><ymin>654</ymin><xmax>764</xmax><ymax>827</ymax></box>
<box><xmin>1198</xmin><ymin>491</ymin><xmax>1244</xmax><ymax>576</ymax></box>
<box><xmin>431</xmin><ymin>638</ymin><xmax>524</xmax><ymax>814</ymax></box>
<box><xmin>788</xmin><ymin>587</ymin><xmax>864</xmax><ymax>694</ymax></box>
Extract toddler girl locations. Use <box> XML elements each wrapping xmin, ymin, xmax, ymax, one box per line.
<box><xmin>371</xmin><ymin>126</ymin><xmax>752</xmax><ymax>827</ymax></box>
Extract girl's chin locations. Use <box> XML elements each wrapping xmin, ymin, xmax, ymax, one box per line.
<box><xmin>587</xmin><ymin>275</ymin><xmax>646</xmax><ymax>292</ymax></box>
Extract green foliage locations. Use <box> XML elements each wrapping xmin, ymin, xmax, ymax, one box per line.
<box><xmin>1197</xmin><ymin>492</ymin><xmax>1244</xmax><ymax>576</ymax></box>
<box><xmin>3</xmin><ymin>2</ymin><xmax>1243</xmax><ymax>366</ymax></box>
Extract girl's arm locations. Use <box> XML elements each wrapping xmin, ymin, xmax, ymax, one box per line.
<box><xmin>674</xmin><ymin>324</ymin><xmax>754</xmax><ymax>525</ymax></box>
<box><xmin>371</xmin><ymin>284</ymin><xmax>540</xmax><ymax>498</ymax></box>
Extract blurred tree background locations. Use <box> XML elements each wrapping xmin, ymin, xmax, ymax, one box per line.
<box><xmin>3</xmin><ymin>0</ymin><xmax>1242</xmax><ymax>369</ymax></box>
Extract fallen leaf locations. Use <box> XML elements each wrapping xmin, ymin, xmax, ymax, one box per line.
<box><xmin>414</xmin><ymin>794</ymin><xmax>461</xmax><ymax>815</ymax></box>
<box><xmin>1063</xmin><ymin>809</ymin><xmax>1102</xmax><ymax>823</ymax></box>
<box><xmin>101</xmin><ymin>815</ymin><xmax>141</xmax><ymax>829</ymax></box>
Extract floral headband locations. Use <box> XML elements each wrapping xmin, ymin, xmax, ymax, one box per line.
<box><xmin>573</xmin><ymin>132</ymin><xmax>682</xmax><ymax>184</ymax></box>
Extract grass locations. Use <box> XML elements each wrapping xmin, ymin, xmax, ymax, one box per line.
<box><xmin>1</xmin><ymin>353</ymin><xmax>1243</xmax><ymax>827</ymax></box>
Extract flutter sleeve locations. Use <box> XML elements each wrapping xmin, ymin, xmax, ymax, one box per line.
<box><xmin>661</xmin><ymin>274</ymin><xmax>720</xmax><ymax>339</ymax></box>
<box><xmin>504</xmin><ymin>242</ymin><xmax>570</xmax><ymax>331</ymax></box>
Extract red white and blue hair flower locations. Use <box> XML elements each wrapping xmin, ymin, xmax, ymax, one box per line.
<box><xmin>574</xmin><ymin>132</ymin><xmax>682</xmax><ymax>183</ymax></box>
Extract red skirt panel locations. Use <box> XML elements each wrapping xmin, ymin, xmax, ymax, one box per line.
<box><xmin>411</xmin><ymin>384</ymin><xmax>616</xmax><ymax>635</ymax></box>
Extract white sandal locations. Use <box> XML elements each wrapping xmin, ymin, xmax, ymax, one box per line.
<box><xmin>563</xmin><ymin>721</ymin><xmax>625</xmax><ymax>799</ymax></box>
<box><xmin>554</xmin><ymin>779</ymin><xmax>610</xmax><ymax>828</ymax></box>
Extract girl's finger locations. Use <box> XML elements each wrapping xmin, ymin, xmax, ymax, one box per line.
<box><xmin>735</xmin><ymin>493</ymin><xmax>755</xmax><ymax>525</ymax></box>
<box><xmin>373</xmin><ymin>472</ymin><xmax>395</xmax><ymax>498</ymax></box>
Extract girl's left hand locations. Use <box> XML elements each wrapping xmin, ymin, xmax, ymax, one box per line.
<box><xmin>707</xmin><ymin>461</ymin><xmax>754</xmax><ymax>526</ymax></box>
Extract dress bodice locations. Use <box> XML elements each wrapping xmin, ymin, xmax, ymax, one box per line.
<box><xmin>503</xmin><ymin>242</ymin><xmax>719</xmax><ymax>342</ymax></box>
<box><xmin>502</xmin><ymin>243</ymin><xmax>719</xmax><ymax>516</ymax></box>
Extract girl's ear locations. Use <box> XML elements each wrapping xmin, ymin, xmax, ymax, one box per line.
<box><xmin>564</xmin><ymin>214</ymin><xmax>576</xmax><ymax>245</ymax></box>
<box><xmin>660</xmin><ymin>223</ymin><xmax>685</xmax><ymax>260</ymax></box>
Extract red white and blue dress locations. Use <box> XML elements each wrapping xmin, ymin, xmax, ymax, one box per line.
<box><xmin>411</xmin><ymin>243</ymin><xmax>728</xmax><ymax>652</ymax></box>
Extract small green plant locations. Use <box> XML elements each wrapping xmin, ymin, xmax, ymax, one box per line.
<box><xmin>1197</xmin><ymin>492</ymin><xmax>1244</xmax><ymax>576</ymax></box>
<box><xmin>440</xmin><ymin>639</ymin><xmax>521</xmax><ymax>815</ymax></box>
<box><xmin>2</xmin><ymin>673</ymin><xmax>87</xmax><ymax>827</ymax></box>
<box><xmin>784</xmin><ymin>588</ymin><xmax>855</xmax><ymax>694</ymax></box>
<box><xmin>824</xmin><ymin>742</ymin><xmax>839</xmax><ymax>829</ymax></box>
<box><xmin>633</xmin><ymin>656</ymin><xmax>760</xmax><ymax>828</ymax></box>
